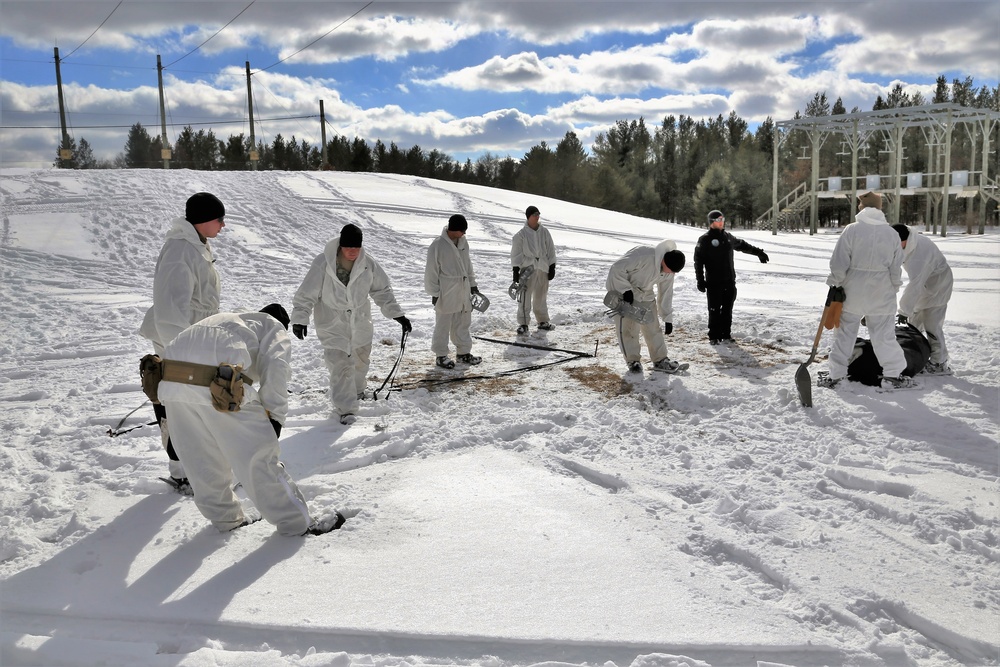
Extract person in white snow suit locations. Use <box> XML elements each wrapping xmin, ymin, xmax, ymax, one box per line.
<box><xmin>694</xmin><ymin>209</ymin><xmax>769</xmax><ymax>344</ymax></box>
<box><xmin>820</xmin><ymin>192</ymin><xmax>911</xmax><ymax>390</ymax></box>
<box><xmin>511</xmin><ymin>205</ymin><xmax>557</xmax><ymax>335</ymax></box>
<box><xmin>139</xmin><ymin>192</ymin><xmax>226</xmax><ymax>493</ymax></box>
<box><xmin>425</xmin><ymin>214</ymin><xmax>481</xmax><ymax>369</ymax></box>
<box><xmin>158</xmin><ymin>304</ymin><xmax>344</xmax><ymax>536</ymax></box>
<box><xmin>291</xmin><ymin>224</ymin><xmax>411</xmax><ymax>425</ymax></box>
<box><xmin>605</xmin><ymin>240</ymin><xmax>687</xmax><ymax>373</ymax></box>
<box><xmin>892</xmin><ymin>224</ymin><xmax>954</xmax><ymax>374</ymax></box>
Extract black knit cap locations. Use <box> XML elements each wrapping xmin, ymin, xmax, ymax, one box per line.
<box><xmin>525</xmin><ymin>206</ymin><xmax>540</xmax><ymax>219</ymax></box>
<box><xmin>259</xmin><ymin>303</ymin><xmax>290</xmax><ymax>330</ymax></box>
<box><xmin>707</xmin><ymin>209</ymin><xmax>724</xmax><ymax>225</ymax></box>
<box><xmin>663</xmin><ymin>249</ymin><xmax>686</xmax><ymax>273</ymax></box>
<box><xmin>448</xmin><ymin>214</ymin><xmax>468</xmax><ymax>232</ymax></box>
<box><xmin>185</xmin><ymin>192</ymin><xmax>225</xmax><ymax>225</ymax></box>
<box><xmin>892</xmin><ymin>223</ymin><xmax>910</xmax><ymax>241</ymax></box>
<box><xmin>339</xmin><ymin>223</ymin><xmax>363</xmax><ymax>248</ymax></box>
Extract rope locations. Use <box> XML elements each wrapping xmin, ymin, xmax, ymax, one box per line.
<box><xmin>106</xmin><ymin>401</ymin><xmax>156</xmax><ymax>438</ymax></box>
<box><xmin>373</xmin><ymin>330</ymin><xmax>408</xmax><ymax>400</ymax></box>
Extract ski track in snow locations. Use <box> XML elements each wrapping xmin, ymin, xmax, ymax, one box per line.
<box><xmin>1</xmin><ymin>169</ymin><xmax>998</xmax><ymax>667</ymax></box>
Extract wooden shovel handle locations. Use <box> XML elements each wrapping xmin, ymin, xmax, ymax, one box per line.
<box><xmin>810</xmin><ymin>304</ymin><xmax>831</xmax><ymax>356</ymax></box>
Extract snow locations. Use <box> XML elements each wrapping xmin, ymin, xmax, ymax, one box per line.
<box><xmin>1</xmin><ymin>168</ymin><xmax>998</xmax><ymax>667</ymax></box>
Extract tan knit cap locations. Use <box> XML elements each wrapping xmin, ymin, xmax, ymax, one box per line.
<box><xmin>858</xmin><ymin>191</ymin><xmax>882</xmax><ymax>210</ymax></box>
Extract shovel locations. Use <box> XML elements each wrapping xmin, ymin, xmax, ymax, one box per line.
<box><xmin>795</xmin><ymin>303</ymin><xmax>832</xmax><ymax>408</ymax></box>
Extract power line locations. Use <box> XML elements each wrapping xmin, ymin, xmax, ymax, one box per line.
<box><xmin>61</xmin><ymin>1</ymin><xmax>124</xmax><ymax>60</ymax></box>
<box><xmin>2</xmin><ymin>114</ymin><xmax>318</xmax><ymax>130</ymax></box>
<box><xmin>163</xmin><ymin>1</ymin><xmax>256</xmax><ymax>69</ymax></box>
<box><xmin>255</xmin><ymin>1</ymin><xmax>374</xmax><ymax>73</ymax></box>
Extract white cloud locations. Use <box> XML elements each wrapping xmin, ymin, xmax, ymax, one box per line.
<box><xmin>1</xmin><ymin>1</ymin><xmax>996</xmax><ymax>168</ymax></box>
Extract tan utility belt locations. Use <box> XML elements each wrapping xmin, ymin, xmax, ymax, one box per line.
<box><xmin>161</xmin><ymin>359</ymin><xmax>252</xmax><ymax>387</ymax></box>
<box><xmin>139</xmin><ymin>354</ymin><xmax>251</xmax><ymax>412</ymax></box>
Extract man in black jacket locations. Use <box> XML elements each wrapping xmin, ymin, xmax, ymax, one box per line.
<box><xmin>693</xmin><ymin>209</ymin><xmax>769</xmax><ymax>344</ymax></box>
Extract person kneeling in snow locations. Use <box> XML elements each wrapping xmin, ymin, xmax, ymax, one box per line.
<box><xmin>605</xmin><ymin>240</ymin><xmax>686</xmax><ymax>374</ymax></box>
<box><xmin>158</xmin><ymin>304</ymin><xmax>344</xmax><ymax>536</ymax></box>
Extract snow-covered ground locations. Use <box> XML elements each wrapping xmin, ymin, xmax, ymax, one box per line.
<box><xmin>1</xmin><ymin>168</ymin><xmax>998</xmax><ymax>667</ymax></box>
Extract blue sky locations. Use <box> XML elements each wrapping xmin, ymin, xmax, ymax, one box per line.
<box><xmin>1</xmin><ymin>1</ymin><xmax>998</xmax><ymax>167</ymax></box>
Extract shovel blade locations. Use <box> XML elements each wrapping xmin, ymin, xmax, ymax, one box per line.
<box><xmin>795</xmin><ymin>362</ymin><xmax>813</xmax><ymax>407</ymax></box>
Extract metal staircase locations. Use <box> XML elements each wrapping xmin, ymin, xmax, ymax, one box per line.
<box><xmin>755</xmin><ymin>181</ymin><xmax>811</xmax><ymax>230</ymax></box>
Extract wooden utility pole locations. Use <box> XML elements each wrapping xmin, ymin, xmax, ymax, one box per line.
<box><xmin>54</xmin><ymin>47</ymin><xmax>72</xmax><ymax>167</ymax></box>
<box><xmin>246</xmin><ymin>62</ymin><xmax>258</xmax><ymax>170</ymax></box>
<box><xmin>320</xmin><ymin>100</ymin><xmax>328</xmax><ymax>169</ymax></box>
<box><xmin>157</xmin><ymin>55</ymin><xmax>171</xmax><ymax>169</ymax></box>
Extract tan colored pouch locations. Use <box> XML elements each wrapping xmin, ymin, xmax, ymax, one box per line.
<box><xmin>209</xmin><ymin>363</ymin><xmax>245</xmax><ymax>412</ymax></box>
<box><xmin>139</xmin><ymin>354</ymin><xmax>163</xmax><ymax>404</ymax></box>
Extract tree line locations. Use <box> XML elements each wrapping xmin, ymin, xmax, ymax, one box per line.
<box><xmin>57</xmin><ymin>75</ymin><xmax>999</xmax><ymax>227</ymax></box>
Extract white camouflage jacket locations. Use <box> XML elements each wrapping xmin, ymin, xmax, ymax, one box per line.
<box><xmin>139</xmin><ymin>217</ymin><xmax>221</xmax><ymax>350</ymax></box>
<box><xmin>424</xmin><ymin>226</ymin><xmax>478</xmax><ymax>314</ymax></box>
<box><xmin>826</xmin><ymin>208</ymin><xmax>903</xmax><ymax>316</ymax></box>
<box><xmin>291</xmin><ymin>241</ymin><xmax>404</xmax><ymax>354</ymax></box>
<box><xmin>158</xmin><ymin>312</ymin><xmax>291</xmax><ymax>424</ymax></box>
<box><xmin>605</xmin><ymin>239</ymin><xmax>678</xmax><ymax>324</ymax></box>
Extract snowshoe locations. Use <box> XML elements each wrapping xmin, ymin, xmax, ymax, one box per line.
<box><xmin>879</xmin><ymin>375</ymin><xmax>918</xmax><ymax>391</ymax></box>
<box><xmin>305</xmin><ymin>512</ymin><xmax>347</xmax><ymax>535</ymax></box>
<box><xmin>922</xmin><ymin>361</ymin><xmax>953</xmax><ymax>376</ymax></box>
<box><xmin>816</xmin><ymin>371</ymin><xmax>842</xmax><ymax>389</ymax></box>
<box><xmin>652</xmin><ymin>358</ymin><xmax>688</xmax><ymax>374</ymax></box>
<box><xmin>159</xmin><ymin>476</ymin><xmax>194</xmax><ymax>495</ymax></box>
<box><xmin>457</xmin><ymin>353</ymin><xmax>482</xmax><ymax>365</ymax></box>
<box><xmin>435</xmin><ymin>356</ymin><xmax>456</xmax><ymax>369</ymax></box>
<box><xmin>537</xmin><ymin>322</ymin><xmax>555</xmax><ymax>331</ymax></box>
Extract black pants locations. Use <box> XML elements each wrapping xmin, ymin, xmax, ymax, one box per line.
<box><xmin>706</xmin><ymin>283</ymin><xmax>737</xmax><ymax>340</ymax></box>
<box><xmin>152</xmin><ymin>402</ymin><xmax>182</xmax><ymax>464</ymax></box>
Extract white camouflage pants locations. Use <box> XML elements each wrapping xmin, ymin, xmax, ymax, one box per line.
<box><xmin>516</xmin><ymin>270</ymin><xmax>550</xmax><ymax>326</ymax></box>
<box><xmin>165</xmin><ymin>400</ymin><xmax>313</xmax><ymax>536</ymax></box>
<box><xmin>910</xmin><ymin>304</ymin><xmax>949</xmax><ymax>364</ymax></box>
<box><xmin>432</xmin><ymin>309</ymin><xmax>473</xmax><ymax>357</ymax></box>
<box><xmin>828</xmin><ymin>311</ymin><xmax>906</xmax><ymax>380</ymax></box>
<box><xmin>321</xmin><ymin>343</ymin><xmax>372</xmax><ymax>416</ymax></box>
<box><xmin>615</xmin><ymin>306</ymin><xmax>668</xmax><ymax>364</ymax></box>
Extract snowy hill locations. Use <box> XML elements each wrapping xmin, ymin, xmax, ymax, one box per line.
<box><xmin>1</xmin><ymin>168</ymin><xmax>998</xmax><ymax>667</ymax></box>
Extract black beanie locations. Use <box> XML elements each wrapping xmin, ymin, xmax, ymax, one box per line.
<box><xmin>892</xmin><ymin>223</ymin><xmax>910</xmax><ymax>241</ymax></box>
<box><xmin>448</xmin><ymin>214</ymin><xmax>468</xmax><ymax>232</ymax></box>
<box><xmin>185</xmin><ymin>192</ymin><xmax>225</xmax><ymax>225</ymax></box>
<box><xmin>525</xmin><ymin>206</ymin><xmax>540</xmax><ymax>219</ymax></box>
<box><xmin>339</xmin><ymin>223</ymin><xmax>363</xmax><ymax>248</ymax></box>
<box><xmin>259</xmin><ymin>303</ymin><xmax>290</xmax><ymax>330</ymax></box>
<box><xmin>707</xmin><ymin>209</ymin><xmax>724</xmax><ymax>225</ymax></box>
<box><xmin>663</xmin><ymin>249</ymin><xmax>686</xmax><ymax>273</ymax></box>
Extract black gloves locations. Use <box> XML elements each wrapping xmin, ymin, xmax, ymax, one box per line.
<box><xmin>548</xmin><ymin>264</ymin><xmax>556</xmax><ymax>280</ymax></box>
<box><xmin>622</xmin><ymin>290</ymin><xmax>634</xmax><ymax>304</ymax></box>
<box><xmin>270</xmin><ymin>417</ymin><xmax>282</xmax><ymax>438</ymax></box>
<box><xmin>292</xmin><ymin>324</ymin><xmax>307</xmax><ymax>340</ymax></box>
<box><xmin>394</xmin><ymin>315</ymin><xmax>412</xmax><ymax>333</ymax></box>
<box><xmin>432</xmin><ymin>296</ymin><xmax>438</xmax><ymax>305</ymax></box>
<box><xmin>758</xmin><ymin>251</ymin><xmax>769</xmax><ymax>264</ymax></box>
<box><xmin>512</xmin><ymin>266</ymin><xmax>520</xmax><ymax>282</ymax></box>
<box><xmin>896</xmin><ymin>314</ymin><xmax>908</xmax><ymax>325</ymax></box>
<box><xmin>826</xmin><ymin>285</ymin><xmax>846</xmax><ymax>303</ymax></box>
<box><xmin>664</xmin><ymin>322</ymin><xmax>673</xmax><ymax>335</ymax></box>
<box><xmin>471</xmin><ymin>286</ymin><xmax>480</xmax><ymax>295</ymax></box>
<box><xmin>697</xmin><ymin>281</ymin><xmax>706</xmax><ymax>293</ymax></box>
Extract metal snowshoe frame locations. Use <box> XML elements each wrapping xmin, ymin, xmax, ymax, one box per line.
<box><xmin>507</xmin><ymin>266</ymin><xmax>535</xmax><ymax>302</ymax></box>
<box><xmin>471</xmin><ymin>291</ymin><xmax>491</xmax><ymax>313</ymax></box>
<box><xmin>603</xmin><ymin>291</ymin><xmax>654</xmax><ymax>363</ymax></box>
<box><xmin>603</xmin><ymin>291</ymin><xmax>652</xmax><ymax>325</ymax></box>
